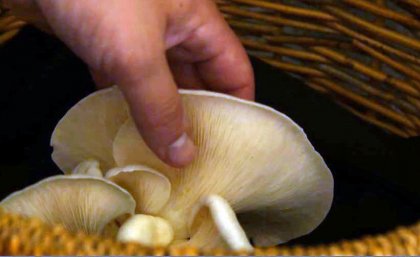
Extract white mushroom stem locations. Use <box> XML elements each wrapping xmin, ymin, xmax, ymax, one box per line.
<box><xmin>117</xmin><ymin>214</ymin><xmax>174</xmax><ymax>247</ymax></box>
<box><xmin>72</xmin><ymin>160</ymin><xmax>103</xmax><ymax>177</ymax></box>
<box><xmin>189</xmin><ymin>195</ymin><xmax>253</xmax><ymax>252</ymax></box>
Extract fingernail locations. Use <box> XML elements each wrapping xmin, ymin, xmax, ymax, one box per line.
<box><xmin>167</xmin><ymin>133</ymin><xmax>197</xmax><ymax>167</ymax></box>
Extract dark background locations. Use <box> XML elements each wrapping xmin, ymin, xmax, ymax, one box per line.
<box><xmin>0</xmin><ymin>26</ymin><xmax>419</xmax><ymax>246</ymax></box>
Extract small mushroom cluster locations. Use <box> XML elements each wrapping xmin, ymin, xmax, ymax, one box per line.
<box><xmin>0</xmin><ymin>86</ymin><xmax>334</xmax><ymax>252</ymax></box>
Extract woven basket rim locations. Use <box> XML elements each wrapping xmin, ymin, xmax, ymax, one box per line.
<box><xmin>0</xmin><ymin>209</ymin><xmax>419</xmax><ymax>256</ymax></box>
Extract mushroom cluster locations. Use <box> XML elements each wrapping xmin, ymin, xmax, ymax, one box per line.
<box><xmin>0</xmin><ymin>86</ymin><xmax>334</xmax><ymax>252</ymax></box>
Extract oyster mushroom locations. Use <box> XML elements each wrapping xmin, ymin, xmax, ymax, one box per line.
<box><xmin>0</xmin><ymin>175</ymin><xmax>135</xmax><ymax>235</ymax></box>
<box><xmin>51</xmin><ymin>86</ymin><xmax>334</xmax><ymax>250</ymax></box>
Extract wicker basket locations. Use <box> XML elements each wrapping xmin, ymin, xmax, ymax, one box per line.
<box><xmin>218</xmin><ymin>0</ymin><xmax>420</xmax><ymax>138</ymax></box>
<box><xmin>0</xmin><ymin>0</ymin><xmax>420</xmax><ymax>255</ymax></box>
<box><xmin>1</xmin><ymin>210</ymin><xmax>420</xmax><ymax>256</ymax></box>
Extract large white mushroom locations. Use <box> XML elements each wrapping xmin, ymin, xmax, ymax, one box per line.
<box><xmin>46</xmin><ymin>86</ymin><xmax>334</xmax><ymax>250</ymax></box>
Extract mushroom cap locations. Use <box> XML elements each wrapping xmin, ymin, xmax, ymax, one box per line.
<box><xmin>105</xmin><ymin>165</ymin><xmax>171</xmax><ymax>214</ymax></box>
<box><xmin>50</xmin><ymin>87</ymin><xmax>128</xmax><ymax>173</ymax></box>
<box><xmin>51</xmin><ymin>87</ymin><xmax>334</xmax><ymax>246</ymax></box>
<box><xmin>0</xmin><ymin>175</ymin><xmax>135</xmax><ymax>234</ymax></box>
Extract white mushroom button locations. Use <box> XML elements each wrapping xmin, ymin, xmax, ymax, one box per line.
<box><xmin>117</xmin><ymin>214</ymin><xmax>174</xmax><ymax>248</ymax></box>
<box><xmin>72</xmin><ymin>159</ymin><xmax>103</xmax><ymax>177</ymax></box>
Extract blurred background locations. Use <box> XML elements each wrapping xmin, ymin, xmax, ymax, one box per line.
<box><xmin>0</xmin><ymin>26</ymin><xmax>419</xmax><ymax>246</ymax></box>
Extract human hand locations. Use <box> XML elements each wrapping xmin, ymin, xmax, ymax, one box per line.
<box><xmin>4</xmin><ymin>0</ymin><xmax>255</xmax><ymax>168</ymax></box>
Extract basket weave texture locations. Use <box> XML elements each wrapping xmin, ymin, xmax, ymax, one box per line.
<box><xmin>218</xmin><ymin>0</ymin><xmax>420</xmax><ymax>138</ymax></box>
<box><xmin>1</xmin><ymin>210</ymin><xmax>420</xmax><ymax>256</ymax></box>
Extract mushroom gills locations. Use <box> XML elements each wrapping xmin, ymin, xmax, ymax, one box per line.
<box><xmin>105</xmin><ymin>165</ymin><xmax>171</xmax><ymax>214</ymax></box>
<box><xmin>0</xmin><ymin>175</ymin><xmax>135</xmax><ymax>235</ymax></box>
<box><xmin>113</xmin><ymin>89</ymin><xmax>334</xmax><ymax>247</ymax></box>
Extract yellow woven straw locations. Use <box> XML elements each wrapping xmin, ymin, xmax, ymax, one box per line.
<box><xmin>0</xmin><ymin>209</ymin><xmax>419</xmax><ymax>256</ymax></box>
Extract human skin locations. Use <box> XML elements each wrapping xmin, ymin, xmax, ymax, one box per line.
<box><xmin>3</xmin><ymin>0</ymin><xmax>255</xmax><ymax>168</ymax></box>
